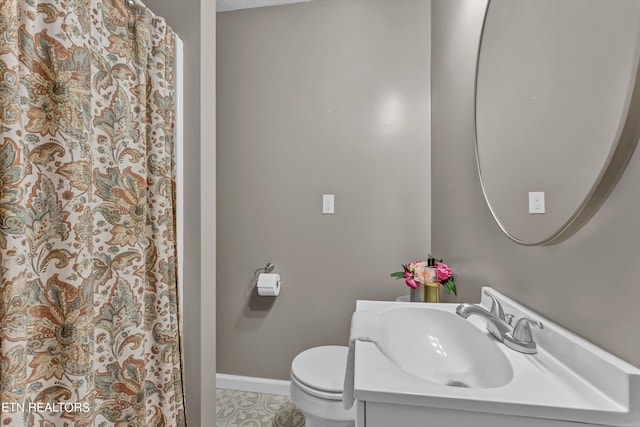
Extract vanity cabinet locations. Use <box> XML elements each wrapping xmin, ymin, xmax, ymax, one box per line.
<box><xmin>357</xmin><ymin>401</ymin><xmax>612</xmax><ymax>427</ymax></box>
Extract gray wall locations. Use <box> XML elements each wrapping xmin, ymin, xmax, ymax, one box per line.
<box><xmin>432</xmin><ymin>0</ymin><xmax>640</xmax><ymax>368</ymax></box>
<box><xmin>217</xmin><ymin>0</ymin><xmax>431</xmax><ymax>379</ymax></box>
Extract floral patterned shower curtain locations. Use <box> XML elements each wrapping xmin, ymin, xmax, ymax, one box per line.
<box><xmin>0</xmin><ymin>0</ymin><xmax>185</xmax><ymax>425</ymax></box>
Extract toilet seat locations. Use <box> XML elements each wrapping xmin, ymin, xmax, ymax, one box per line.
<box><xmin>290</xmin><ymin>345</ymin><xmax>348</xmax><ymax>401</ymax></box>
<box><xmin>291</xmin><ymin>374</ymin><xmax>343</xmax><ymax>401</ymax></box>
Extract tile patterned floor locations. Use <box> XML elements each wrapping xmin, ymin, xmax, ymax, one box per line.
<box><xmin>216</xmin><ymin>388</ymin><xmax>306</xmax><ymax>427</ymax></box>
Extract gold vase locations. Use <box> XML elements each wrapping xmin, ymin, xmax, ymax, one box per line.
<box><xmin>424</xmin><ymin>282</ymin><xmax>440</xmax><ymax>303</ymax></box>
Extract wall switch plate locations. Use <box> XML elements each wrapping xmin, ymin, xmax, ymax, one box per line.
<box><xmin>322</xmin><ymin>194</ymin><xmax>335</xmax><ymax>214</ymax></box>
<box><xmin>529</xmin><ymin>191</ymin><xmax>545</xmax><ymax>214</ymax></box>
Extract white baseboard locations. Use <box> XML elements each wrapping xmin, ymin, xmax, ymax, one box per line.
<box><xmin>216</xmin><ymin>373</ymin><xmax>291</xmax><ymax>396</ymax></box>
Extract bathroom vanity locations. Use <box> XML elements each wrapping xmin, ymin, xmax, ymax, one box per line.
<box><xmin>352</xmin><ymin>289</ymin><xmax>640</xmax><ymax>427</ymax></box>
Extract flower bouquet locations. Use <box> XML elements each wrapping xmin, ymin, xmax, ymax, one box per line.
<box><xmin>391</xmin><ymin>255</ymin><xmax>457</xmax><ymax>297</ymax></box>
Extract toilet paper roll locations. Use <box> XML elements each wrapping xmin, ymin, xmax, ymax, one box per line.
<box><xmin>257</xmin><ymin>273</ymin><xmax>281</xmax><ymax>296</ymax></box>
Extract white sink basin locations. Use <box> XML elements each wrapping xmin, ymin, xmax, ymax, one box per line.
<box><xmin>353</xmin><ymin>288</ymin><xmax>640</xmax><ymax>427</ymax></box>
<box><xmin>380</xmin><ymin>306</ymin><xmax>513</xmax><ymax>388</ymax></box>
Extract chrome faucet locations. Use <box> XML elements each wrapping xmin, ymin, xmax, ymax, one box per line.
<box><xmin>456</xmin><ymin>291</ymin><xmax>544</xmax><ymax>354</ymax></box>
<box><xmin>455</xmin><ymin>302</ymin><xmax>512</xmax><ymax>342</ymax></box>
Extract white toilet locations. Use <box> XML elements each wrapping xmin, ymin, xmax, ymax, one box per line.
<box><xmin>290</xmin><ymin>345</ymin><xmax>356</xmax><ymax>427</ymax></box>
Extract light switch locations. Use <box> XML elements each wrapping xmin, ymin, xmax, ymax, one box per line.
<box><xmin>529</xmin><ymin>192</ymin><xmax>545</xmax><ymax>214</ymax></box>
<box><xmin>322</xmin><ymin>194</ymin><xmax>335</xmax><ymax>214</ymax></box>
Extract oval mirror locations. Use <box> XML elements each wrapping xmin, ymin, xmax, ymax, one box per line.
<box><xmin>475</xmin><ymin>0</ymin><xmax>640</xmax><ymax>245</ymax></box>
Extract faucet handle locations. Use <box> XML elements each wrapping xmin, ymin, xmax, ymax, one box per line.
<box><xmin>483</xmin><ymin>290</ymin><xmax>505</xmax><ymax>321</ymax></box>
<box><xmin>512</xmin><ymin>318</ymin><xmax>543</xmax><ymax>343</ymax></box>
<box><xmin>503</xmin><ymin>317</ymin><xmax>543</xmax><ymax>354</ymax></box>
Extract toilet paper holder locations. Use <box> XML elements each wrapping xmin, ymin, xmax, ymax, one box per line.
<box><xmin>252</xmin><ymin>263</ymin><xmax>276</xmax><ymax>287</ymax></box>
<box><xmin>254</xmin><ymin>264</ymin><xmax>281</xmax><ymax>297</ymax></box>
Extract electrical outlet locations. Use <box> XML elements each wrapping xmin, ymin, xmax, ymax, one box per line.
<box><xmin>322</xmin><ymin>194</ymin><xmax>335</xmax><ymax>214</ymax></box>
<box><xmin>529</xmin><ymin>191</ymin><xmax>545</xmax><ymax>214</ymax></box>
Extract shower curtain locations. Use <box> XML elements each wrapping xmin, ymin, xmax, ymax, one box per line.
<box><xmin>0</xmin><ymin>0</ymin><xmax>185</xmax><ymax>425</ymax></box>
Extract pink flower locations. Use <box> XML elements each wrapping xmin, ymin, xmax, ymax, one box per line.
<box><xmin>413</xmin><ymin>261</ymin><xmax>435</xmax><ymax>284</ymax></box>
<box><xmin>435</xmin><ymin>262</ymin><xmax>452</xmax><ymax>282</ymax></box>
<box><xmin>403</xmin><ymin>271</ymin><xmax>418</xmax><ymax>289</ymax></box>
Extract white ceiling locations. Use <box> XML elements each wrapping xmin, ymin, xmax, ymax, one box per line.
<box><xmin>217</xmin><ymin>0</ymin><xmax>316</xmax><ymax>12</ymax></box>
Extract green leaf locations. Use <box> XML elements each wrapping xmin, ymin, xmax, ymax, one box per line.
<box><xmin>442</xmin><ymin>282</ymin><xmax>452</xmax><ymax>294</ymax></box>
<box><xmin>442</xmin><ymin>279</ymin><xmax>457</xmax><ymax>296</ymax></box>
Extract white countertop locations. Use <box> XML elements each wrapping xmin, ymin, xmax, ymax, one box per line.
<box><xmin>353</xmin><ymin>290</ymin><xmax>640</xmax><ymax>426</ymax></box>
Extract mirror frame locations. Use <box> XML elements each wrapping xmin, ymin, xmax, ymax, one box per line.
<box><xmin>474</xmin><ymin>0</ymin><xmax>640</xmax><ymax>246</ymax></box>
